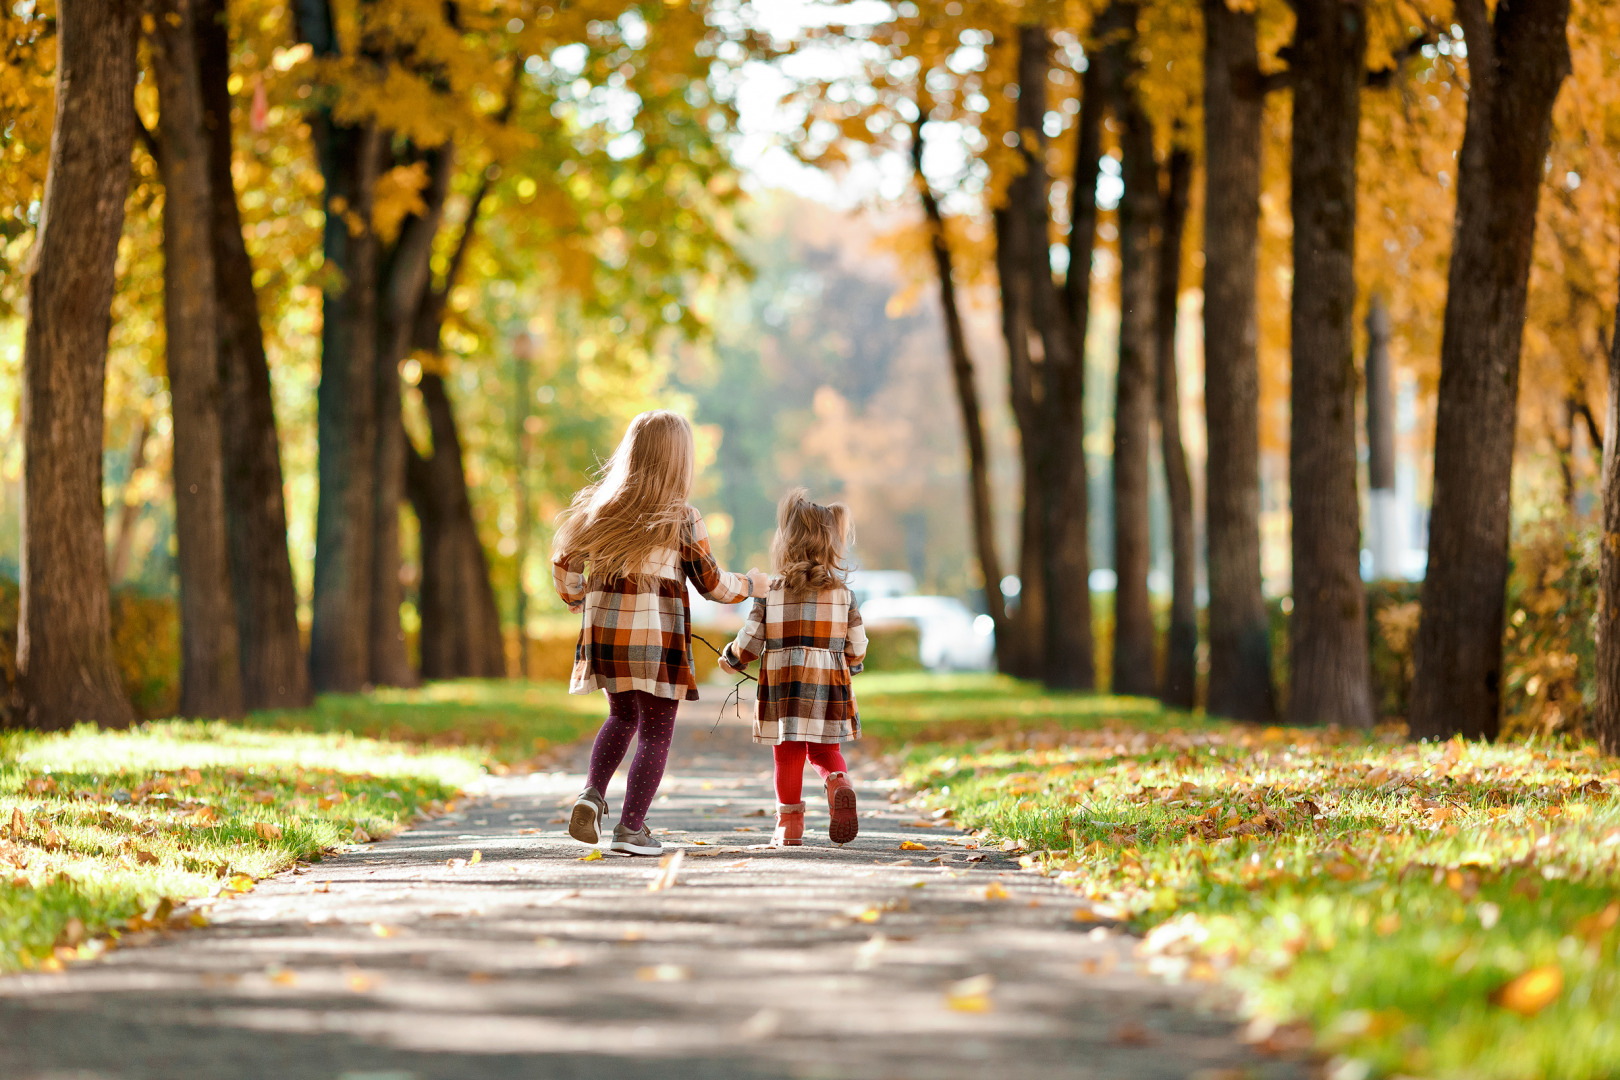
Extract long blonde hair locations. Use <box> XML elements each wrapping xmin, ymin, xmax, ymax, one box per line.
<box><xmin>553</xmin><ymin>410</ymin><xmax>695</xmax><ymax>583</ymax></box>
<box><xmin>771</xmin><ymin>488</ymin><xmax>853</xmax><ymax>591</ymax></box>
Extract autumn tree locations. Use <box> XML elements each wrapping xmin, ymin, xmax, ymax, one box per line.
<box><xmin>150</xmin><ymin>0</ymin><xmax>246</xmax><ymax>719</ymax></box>
<box><xmin>1155</xmin><ymin>142</ymin><xmax>1196</xmax><ymax>709</ymax></box>
<box><xmin>1110</xmin><ymin>8</ymin><xmax>1158</xmax><ymax>697</ymax></box>
<box><xmin>1285</xmin><ymin>0</ymin><xmax>1373</xmax><ymax>728</ymax></box>
<box><xmin>196</xmin><ymin>0</ymin><xmax>312</xmax><ymax>709</ymax></box>
<box><xmin>1410</xmin><ymin>0</ymin><xmax>1572</xmax><ymax>741</ymax></box>
<box><xmin>16</xmin><ymin>0</ymin><xmax>139</xmax><ymax>729</ymax></box>
<box><xmin>1598</xmin><ymin>269</ymin><xmax>1620</xmax><ymax>756</ymax></box>
<box><xmin>1200</xmin><ymin>0</ymin><xmax>1275</xmax><ymax>722</ymax></box>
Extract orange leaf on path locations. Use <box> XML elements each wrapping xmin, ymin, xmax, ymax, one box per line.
<box><xmin>1491</xmin><ymin>965</ymin><xmax>1563</xmax><ymax>1017</ymax></box>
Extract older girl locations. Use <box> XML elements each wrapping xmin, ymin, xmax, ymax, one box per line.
<box><xmin>552</xmin><ymin>410</ymin><xmax>767</xmax><ymax>856</ymax></box>
<box><xmin>720</xmin><ymin>489</ymin><xmax>867</xmax><ymax>846</ymax></box>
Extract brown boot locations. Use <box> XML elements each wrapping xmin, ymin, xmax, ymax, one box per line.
<box><xmin>773</xmin><ymin>803</ymin><xmax>805</xmax><ymax>846</ymax></box>
<box><xmin>826</xmin><ymin>772</ymin><xmax>858</xmax><ymax>844</ymax></box>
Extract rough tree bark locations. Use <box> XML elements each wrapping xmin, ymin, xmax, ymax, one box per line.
<box><xmin>911</xmin><ymin>118</ymin><xmax>1008</xmax><ymax>661</ymax></box>
<box><xmin>1200</xmin><ymin>0</ymin><xmax>1276</xmax><ymax>722</ymax></box>
<box><xmin>404</xmin><ymin>176</ymin><xmax>506</xmax><ymax>679</ymax></box>
<box><xmin>17</xmin><ymin>0</ymin><xmax>139</xmax><ymax>730</ymax></box>
<box><xmin>1409</xmin><ymin>0</ymin><xmax>1570</xmax><ymax>742</ymax></box>
<box><xmin>1112</xmin><ymin>47</ymin><xmax>1159</xmax><ymax>698</ymax></box>
<box><xmin>197</xmin><ymin>0</ymin><xmax>312</xmax><ymax>708</ymax></box>
<box><xmin>994</xmin><ymin>200</ymin><xmax>1047</xmax><ymax>681</ymax></box>
<box><xmin>1155</xmin><ymin>144</ymin><xmax>1197</xmax><ymax>710</ymax></box>
<box><xmin>1045</xmin><ymin>37</ymin><xmax>1106</xmax><ymax>691</ymax></box>
<box><xmin>151</xmin><ymin>0</ymin><xmax>245</xmax><ymax>719</ymax></box>
<box><xmin>1596</xmin><ymin>267</ymin><xmax>1620</xmax><ymax>757</ymax></box>
<box><xmin>1286</xmin><ymin>0</ymin><xmax>1373</xmax><ymax>728</ymax></box>
<box><xmin>368</xmin><ymin>146</ymin><xmax>453</xmax><ymax>688</ymax></box>
<box><xmin>298</xmin><ymin>0</ymin><xmax>384</xmax><ymax>692</ymax></box>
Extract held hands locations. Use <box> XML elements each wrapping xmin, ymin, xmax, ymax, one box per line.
<box><xmin>745</xmin><ymin>567</ymin><xmax>770</xmax><ymax>598</ymax></box>
<box><xmin>718</xmin><ymin>656</ymin><xmax>741</xmax><ymax>676</ymax></box>
<box><xmin>567</xmin><ymin>601</ymin><xmax>584</xmax><ymax>614</ymax></box>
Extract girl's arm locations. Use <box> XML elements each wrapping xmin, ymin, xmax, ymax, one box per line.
<box><xmin>844</xmin><ymin>594</ymin><xmax>869</xmax><ymax>675</ymax></box>
<box><xmin>720</xmin><ymin>597</ymin><xmax>768</xmax><ymax>672</ymax></box>
<box><xmin>680</xmin><ymin>507</ymin><xmax>755</xmax><ymax>603</ymax></box>
<box><xmin>552</xmin><ymin>548</ymin><xmax>587</xmax><ymax>611</ymax></box>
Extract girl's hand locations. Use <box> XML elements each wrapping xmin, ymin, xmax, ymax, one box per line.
<box><xmin>719</xmin><ymin>657</ymin><xmax>740</xmax><ymax>675</ymax></box>
<box><xmin>567</xmin><ymin>601</ymin><xmax>584</xmax><ymax>614</ymax></box>
<box><xmin>746</xmin><ymin>567</ymin><xmax>769</xmax><ymax>597</ymax></box>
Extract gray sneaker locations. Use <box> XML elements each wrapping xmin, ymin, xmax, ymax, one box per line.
<box><xmin>569</xmin><ymin>787</ymin><xmax>609</xmax><ymax>845</ymax></box>
<box><xmin>610</xmin><ymin>823</ymin><xmax>663</xmax><ymax>856</ymax></box>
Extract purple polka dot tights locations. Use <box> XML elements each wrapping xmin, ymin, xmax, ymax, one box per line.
<box><xmin>586</xmin><ymin>690</ymin><xmax>678</xmax><ymax>831</ymax></box>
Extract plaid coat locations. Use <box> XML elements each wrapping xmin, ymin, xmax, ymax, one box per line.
<box><xmin>552</xmin><ymin>506</ymin><xmax>753</xmax><ymax>700</ymax></box>
<box><xmin>720</xmin><ymin>579</ymin><xmax>867</xmax><ymax>745</ymax></box>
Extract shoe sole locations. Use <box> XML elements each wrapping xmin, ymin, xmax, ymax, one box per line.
<box><xmin>609</xmin><ymin>840</ymin><xmax>663</xmax><ymax>856</ymax></box>
<box><xmin>568</xmin><ymin>801</ymin><xmax>601</xmax><ymax>845</ymax></box>
<box><xmin>828</xmin><ymin>786</ymin><xmax>859</xmax><ymax>845</ymax></box>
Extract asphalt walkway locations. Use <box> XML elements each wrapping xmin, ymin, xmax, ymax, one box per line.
<box><xmin>0</xmin><ymin>689</ymin><xmax>1309</xmax><ymax>1080</ymax></box>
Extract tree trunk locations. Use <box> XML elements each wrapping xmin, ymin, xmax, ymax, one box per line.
<box><xmin>1112</xmin><ymin>55</ymin><xmax>1158</xmax><ymax>698</ymax></box>
<box><xmin>1044</xmin><ymin>39</ymin><xmax>1105</xmax><ymax>692</ymax></box>
<box><xmin>911</xmin><ymin>119</ymin><xmax>1009</xmax><ymax>662</ymax></box>
<box><xmin>1409</xmin><ymin>0</ymin><xmax>1570</xmax><ymax>742</ymax></box>
<box><xmin>1596</xmin><ymin>265</ymin><xmax>1620</xmax><ymax>756</ymax></box>
<box><xmin>309</xmin><ymin>124</ymin><xmax>383</xmax><ymax>693</ymax></box>
<box><xmin>369</xmin><ymin>146</ymin><xmax>452</xmax><ymax>688</ymax></box>
<box><xmin>1200</xmin><ymin>0</ymin><xmax>1276</xmax><ymax>722</ymax></box>
<box><xmin>1364</xmin><ymin>294</ymin><xmax>1404</xmax><ymax>579</ymax></box>
<box><xmin>17</xmin><ymin>0</ymin><xmax>139</xmax><ymax>730</ymax></box>
<box><xmin>196</xmin><ymin>0</ymin><xmax>312</xmax><ymax>709</ymax></box>
<box><xmin>1155</xmin><ymin>144</ymin><xmax>1197</xmax><ymax>709</ymax></box>
<box><xmin>298</xmin><ymin>1</ymin><xmax>382</xmax><ymax>692</ymax></box>
<box><xmin>1286</xmin><ymin>0</ymin><xmax>1373</xmax><ymax>728</ymax></box>
<box><xmin>152</xmin><ymin>0</ymin><xmax>245</xmax><ymax>719</ymax></box>
<box><xmin>409</xmin><ymin>372</ymin><xmax>507</xmax><ymax>678</ymax></box>
<box><xmin>995</xmin><ymin>197</ymin><xmax>1048</xmax><ymax>681</ymax></box>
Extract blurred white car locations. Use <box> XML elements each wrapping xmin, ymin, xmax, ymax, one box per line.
<box><xmin>859</xmin><ymin>595</ymin><xmax>995</xmax><ymax>672</ymax></box>
<box><xmin>846</xmin><ymin>570</ymin><xmax>918</xmax><ymax>607</ymax></box>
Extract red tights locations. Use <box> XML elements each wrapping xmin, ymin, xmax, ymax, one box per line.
<box><xmin>772</xmin><ymin>742</ymin><xmax>848</xmax><ymax>806</ymax></box>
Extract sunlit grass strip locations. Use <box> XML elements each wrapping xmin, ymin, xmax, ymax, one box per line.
<box><xmin>243</xmin><ymin>678</ymin><xmax>606</xmax><ymax>767</ymax></box>
<box><xmin>876</xmin><ymin>681</ymin><xmax>1620</xmax><ymax>1080</ymax></box>
<box><xmin>0</xmin><ymin>720</ymin><xmax>480</xmax><ymax>973</ymax></box>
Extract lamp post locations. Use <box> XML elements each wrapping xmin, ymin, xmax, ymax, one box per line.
<box><xmin>512</xmin><ymin>330</ymin><xmax>537</xmax><ymax>679</ymax></box>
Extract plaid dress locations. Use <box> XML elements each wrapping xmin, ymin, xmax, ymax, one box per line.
<box><xmin>720</xmin><ymin>579</ymin><xmax>868</xmax><ymax>745</ymax></box>
<box><xmin>552</xmin><ymin>506</ymin><xmax>752</xmax><ymax>701</ymax></box>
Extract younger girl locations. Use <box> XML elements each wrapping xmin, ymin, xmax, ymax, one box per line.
<box><xmin>552</xmin><ymin>410</ymin><xmax>766</xmax><ymax>856</ymax></box>
<box><xmin>720</xmin><ymin>490</ymin><xmax>867</xmax><ymax>846</ymax></box>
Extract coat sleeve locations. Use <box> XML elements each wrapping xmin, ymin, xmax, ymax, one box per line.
<box><xmin>844</xmin><ymin>593</ymin><xmax>868</xmax><ymax>675</ymax></box>
<box><xmin>720</xmin><ymin>596</ymin><xmax>769</xmax><ymax>671</ymax></box>
<box><xmin>552</xmin><ymin>547</ymin><xmax>586</xmax><ymax>606</ymax></box>
<box><xmin>681</xmin><ymin>507</ymin><xmax>752</xmax><ymax>603</ymax></box>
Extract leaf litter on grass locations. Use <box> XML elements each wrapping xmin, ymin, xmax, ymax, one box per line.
<box><xmin>868</xmin><ymin>677</ymin><xmax>1620</xmax><ymax>1079</ymax></box>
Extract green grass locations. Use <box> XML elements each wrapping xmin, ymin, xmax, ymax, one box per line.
<box><xmin>862</xmin><ymin>674</ymin><xmax>1620</xmax><ymax>1080</ymax></box>
<box><xmin>243</xmin><ymin>679</ymin><xmax>607</xmax><ymax>767</ymax></box>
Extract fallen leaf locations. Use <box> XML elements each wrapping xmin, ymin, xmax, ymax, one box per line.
<box><xmin>269</xmin><ymin>969</ymin><xmax>299</xmax><ymax>986</ymax></box>
<box><xmin>132</xmin><ymin>847</ymin><xmax>161</xmax><ymax>866</ymax></box>
<box><xmin>370</xmin><ymin>923</ymin><xmax>396</xmax><ymax>938</ymax></box>
<box><xmin>946</xmin><ymin>973</ymin><xmax>994</xmax><ymax>1013</ymax></box>
<box><xmin>636</xmin><ymin>964</ymin><xmax>690</xmax><ymax>982</ymax></box>
<box><xmin>469</xmin><ymin>850</ymin><xmax>482</xmax><ymax>865</ymax></box>
<box><xmin>984</xmin><ymin>881</ymin><xmax>1010</xmax><ymax>900</ymax></box>
<box><xmin>8</xmin><ymin>808</ymin><xmax>24</xmax><ymax>838</ymax></box>
<box><xmin>313</xmin><ymin>881</ymin><xmax>330</xmax><ymax>893</ymax></box>
<box><xmin>1576</xmin><ymin>902</ymin><xmax>1620</xmax><ymax>944</ymax></box>
<box><xmin>253</xmin><ymin>822</ymin><xmax>283</xmax><ymax>842</ymax></box>
<box><xmin>899</xmin><ymin>840</ymin><xmax>929</xmax><ymax>851</ymax></box>
<box><xmin>1491</xmin><ymin>965</ymin><xmax>1564</xmax><ymax>1017</ymax></box>
<box><xmin>1115</xmin><ymin>1022</ymin><xmax>1153</xmax><ymax>1046</ymax></box>
<box><xmin>648</xmin><ymin>849</ymin><xmax>685</xmax><ymax>892</ymax></box>
<box><xmin>346</xmin><ymin>971</ymin><xmax>375</xmax><ymax>992</ymax></box>
<box><xmin>855</xmin><ymin>905</ymin><xmax>884</xmax><ymax>924</ymax></box>
<box><xmin>57</xmin><ymin>917</ymin><xmax>86</xmax><ymax>948</ymax></box>
<box><xmin>579</xmin><ymin>850</ymin><xmax>603</xmax><ymax>862</ymax></box>
<box><xmin>39</xmin><ymin>828</ymin><xmax>64</xmax><ymax>851</ymax></box>
<box><xmin>350</xmin><ymin>826</ymin><xmax>371</xmax><ymax>843</ymax></box>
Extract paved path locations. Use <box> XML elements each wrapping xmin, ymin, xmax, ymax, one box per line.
<box><xmin>0</xmin><ymin>691</ymin><xmax>1309</xmax><ymax>1080</ymax></box>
